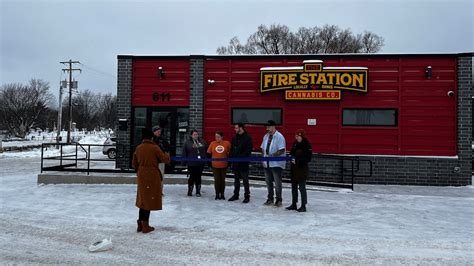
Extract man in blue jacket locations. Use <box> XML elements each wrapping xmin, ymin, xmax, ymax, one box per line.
<box><xmin>260</xmin><ymin>120</ymin><xmax>286</xmax><ymax>207</ymax></box>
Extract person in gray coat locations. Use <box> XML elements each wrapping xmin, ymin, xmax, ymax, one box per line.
<box><xmin>182</xmin><ymin>129</ymin><xmax>207</xmax><ymax>197</ymax></box>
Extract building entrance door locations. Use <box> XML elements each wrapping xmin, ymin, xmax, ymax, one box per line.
<box><xmin>132</xmin><ymin>107</ymin><xmax>189</xmax><ymax>172</ymax></box>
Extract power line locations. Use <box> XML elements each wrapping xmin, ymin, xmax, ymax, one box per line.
<box><xmin>80</xmin><ymin>63</ymin><xmax>115</xmax><ymax>78</ymax></box>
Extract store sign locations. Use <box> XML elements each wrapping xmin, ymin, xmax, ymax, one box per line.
<box><xmin>260</xmin><ymin>60</ymin><xmax>368</xmax><ymax>100</ymax></box>
<box><xmin>285</xmin><ymin>90</ymin><xmax>340</xmax><ymax>100</ymax></box>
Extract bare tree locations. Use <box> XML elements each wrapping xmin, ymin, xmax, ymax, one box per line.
<box><xmin>95</xmin><ymin>93</ymin><xmax>117</xmax><ymax>129</ymax></box>
<box><xmin>360</xmin><ymin>31</ymin><xmax>385</xmax><ymax>53</ymax></box>
<box><xmin>318</xmin><ymin>24</ymin><xmax>340</xmax><ymax>53</ymax></box>
<box><xmin>294</xmin><ymin>26</ymin><xmax>323</xmax><ymax>54</ymax></box>
<box><xmin>36</xmin><ymin>107</ymin><xmax>58</xmax><ymax>131</ymax></box>
<box><xmin>0</xmin><ymin>79</ymin><xmax>55</xmax><ymax>137</ymax></box>
<box><xmin>71</xmin><ymin>89</ymin><xmax>100</xmax><ymax>130</ymax></box>
<box><xmin>247</xmin><ymin>24</ymin><xmax>293</xmax><ymax>54</ymax></box>
<box><xmin>61</xmin><ymin>91</ymin><xmax>117</xmax><ymax>131</ymax></box>
<box><xmin>216</xmin><ymin>37</ymin><xmax>248</xmax><ymax>55</ymax></box>
<box><xmin>217</xmin><ymin>24</ymin><xmax>385</xmax><ymax>54</ymax></box>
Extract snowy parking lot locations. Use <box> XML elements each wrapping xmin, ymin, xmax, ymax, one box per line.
<box><xmin>0</xmin><ymin>151</ymin><xmax>473</xmax><ymax>265</ymax></box>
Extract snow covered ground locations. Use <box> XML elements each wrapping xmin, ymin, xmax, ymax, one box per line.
<box><xmin>0</xmin><ymin>153</ymin><xmax>473</xmax><ymax>264</ymax></box>
<box><xmin>1</xmin><ymin>130</ymin><xmax>112</xmax><ymax>149</ymax></box>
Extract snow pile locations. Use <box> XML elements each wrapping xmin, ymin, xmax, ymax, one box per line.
<box><xmin>0</xmin><ymin>156</ymin><xmax>473</xmax><ymax>264</ymax></box>
<box><xmin>0</xmin><ymin>146</ymin><xmax>61</xmax><ymax>158</ymax></box>
<box><xmin>5</xmin><ymin>129</ymin><xmax>114</xmax><ymax>143</ymax></box>
<box><xmin>2</xmin><ymin>140</ymin><xmax>43</xmax><ymax>148</ymax></box>
<box><xmin>79</xmin><ymin>135</ymin><xmax>107</xmax><ymax>145</ymax></box>
<box><xmin>1</xmin><ymin>130</ymin><xmax>111</xmax><ymax>158</ymax></box>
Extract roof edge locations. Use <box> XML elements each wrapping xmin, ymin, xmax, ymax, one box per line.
<box><xmin>117</xmin><ymin>52</ymin><xmax>474</xmax><ymax>60</ymax></box>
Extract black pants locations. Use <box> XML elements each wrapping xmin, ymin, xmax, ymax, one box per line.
<box><xmin>138</xmin><ymin>208</ymin><xmax>150</xmax><ymax>221</ymax></box>
<box><xmin>188</xmin><ymin>166</ymin><xmax>204</xmax><ymax>187</ymax></box>
<box><xmin>291</xmin><ymin>179</ymin><xmax>307</xmax><ymax>205</ymax></box>
<box><xmin>233</xmin><ymin>168</ymin><xmax>250</xmax><ymax>197</ymax></box>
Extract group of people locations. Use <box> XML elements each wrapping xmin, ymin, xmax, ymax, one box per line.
<box><xmin>132</xmin><ymin>120</ymin><xmax>312</xmax><ymax>233</ymax></box>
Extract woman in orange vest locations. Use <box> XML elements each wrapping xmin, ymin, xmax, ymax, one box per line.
<box><xmin>207</xmin><ymin>131</ymin><xmax>231</xmax><ymax>200</ymax></box>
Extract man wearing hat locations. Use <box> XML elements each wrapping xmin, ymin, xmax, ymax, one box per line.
<box><xmin>152</xmin><ymin>126</ymin><xmax>170</xmax><ymax>186</ymax></box>
<box><xmin>260</xmin><ymin>120</ymin><xmax>286</xmax><ymax>207</ymax></box>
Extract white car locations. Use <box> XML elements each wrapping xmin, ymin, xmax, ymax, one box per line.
<box><xmin>102</xmin><ymin>137</ymin><xmax>116</xmax><ymax>159</ymax></box>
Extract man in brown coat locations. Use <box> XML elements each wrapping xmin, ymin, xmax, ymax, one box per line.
<box><xmin>132</xmin><ymin>128</ymin><xmax>170</xmax><ymax>233</ymax></box>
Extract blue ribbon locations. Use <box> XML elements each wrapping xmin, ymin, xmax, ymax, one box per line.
<box><xmin>171</xmin><ymin>156</ymin><xmax>293</xmax><ymax>162</ymax></box>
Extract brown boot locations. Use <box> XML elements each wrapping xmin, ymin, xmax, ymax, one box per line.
<box><xmin>137</xmin><ymin>220</ymin><xmax>142</xmax><ymax>232</ymax></box>
<box><xmin>141</xmin><ymin>220</ymin><xmax>155</xmax><ymax>234</ymax></box>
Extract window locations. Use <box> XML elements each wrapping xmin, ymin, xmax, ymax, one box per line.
<box><xmin>343</xmin><ymin>109</ymin><xmax>397</xmax><ymax>126</ymax></box>
<box><xmin>133</xmin><ymin>108</ymin><xmax>147</xmax><ymax>146</ymax></box>
<box><xmin>232</xmin><ymin>108</ymin><xmax>282</xmax><ymax>125</ymax></box>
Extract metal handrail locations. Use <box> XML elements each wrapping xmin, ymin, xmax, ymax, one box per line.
<box><xmin>312</xmin><ymin>154</ymin><xmax>373</xmax><ymax>190</ymax></box>
<box><xmin>40</xmin><ymin>142</ymin><xmax>132</xmax><ymax>175</ymax></box>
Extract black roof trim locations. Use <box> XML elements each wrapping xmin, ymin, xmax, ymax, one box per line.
<box><xmin>117</xmin><ymin>52</ymin><xmax>473</xmax><ymax>60</ymax></box>
<box><xmin>117</xmin><ymin>55</ymin><xmax>190</xmax><ymax>60</ymax></box>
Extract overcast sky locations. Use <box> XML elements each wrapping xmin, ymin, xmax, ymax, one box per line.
<box><xmin>1</xmin><ymin>0</ymin><xmax>472</xmax><ymax>100</ymax></box>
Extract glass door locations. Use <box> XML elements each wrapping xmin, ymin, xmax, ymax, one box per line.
<box><xmin>151</xmin><ymin>110</ymin><xmax>173</xmax><ymax>149</ymax></box>
<box><xmin>176</xmin><ymin>108</ymin><xmax>190</xmax><ymax>156</ymax></box>
<box><xmin>132</xmin><ymin>107</ymin><xmax>189</xmax><ymax>172</ymax></box>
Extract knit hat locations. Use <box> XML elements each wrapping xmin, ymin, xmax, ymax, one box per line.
<box><xmin>152</xmin><ymin>125</ymin><xmax>161</xmax><ymax>132</ymax></box>
<box><xmin>142</xmin><ymin>128</ymin><xmax>154</xmax><ymax>140</ymax></box>
<box><xmin>295</xmin><ymin>129</ymin><xmax>306</xmax><ymax>139</ymax></box>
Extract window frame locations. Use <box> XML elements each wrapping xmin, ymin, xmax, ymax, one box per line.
<box><xmin>231</xmin><ymin>107</ymin><xmax>283</xmax><ymax>125</ymax></box>
<box><xmin>342</xmin><ymin>108</ymin><xmax>398</xmax><ymax>127</ymax></box>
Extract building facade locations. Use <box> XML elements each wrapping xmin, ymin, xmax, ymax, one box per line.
<box><xmin>117</xmin><ymin>53</ymin><xmax>472</xmax><ymax>186</ymax></box>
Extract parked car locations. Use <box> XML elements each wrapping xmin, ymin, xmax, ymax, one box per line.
<box><xmin>103</xmin><ymin>137</ymin><xmax>117</xmax><ymax>159</ymax></box>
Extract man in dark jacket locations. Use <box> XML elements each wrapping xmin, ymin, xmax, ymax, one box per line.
<box><xmin>152</xmin><ymin>126</ymin><xmax>170</xmax><ymax>153</ymax></box>
<box><xmin>182</xmin><ymin>129</ymin><xmax>207</xmax><ymax>197</ymax></box>
<box><xmin>228</xmin><ymin>123</ymin><xmax>253</xmax><ymax>203</ymax></box>
<box><xmin>152</xmin><ymin>125</ymin><xmax>170</xmax><ymax>177</ymax></box>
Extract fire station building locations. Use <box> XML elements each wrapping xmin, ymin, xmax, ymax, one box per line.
<box><xmin>116</xmin><ymin>53</ymin><xmax>472</xmax><ymax>186</ymax></box>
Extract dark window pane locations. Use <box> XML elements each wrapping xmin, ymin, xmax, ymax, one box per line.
<box><xmin>134</xmin><ymin>108</ymin><xmax>147</xmax><ymax>127</ymax></box>
<box><xmin>176</xmin><ymin>108</ymin><xmax>190</xmax><ymax>154</ymax></box>
<box><xmin>343</xmin><ymin>109</ymin><xmax>397</xmax><ymax>126</ymax></box>
<box><xmin>133</xmin><ymin>108</ymin><xmax>147</xmax><ymax>146</ymax></box>
<box><xmin>232</xmin><ymin>108</ymin><xmax>282</xmax><ymax>125</ymax></box>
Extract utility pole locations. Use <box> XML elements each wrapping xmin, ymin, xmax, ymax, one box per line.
<box><xmin>60</xmin><ymin>60</ymin><xmax>81</xmax><ymax>143</ymax></box>
<box><xmin>56</xmin><ymin>83</ymin><xmax>64</xmax><ymax>144</ymax></box>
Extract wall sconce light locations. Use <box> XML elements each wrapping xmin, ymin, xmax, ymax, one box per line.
<box><xmin>425</xmin><ymin>66</ymin><xmax>432</xmax><ymax>79</ymax></box>
<box><xmin>453</xmin><ymin>166</ymin><xmax>460</xmax><ymax>173</ymax></box>
<box><xmin>118</xmin><ymin>118</ymin><xmax>128</xmax><ymax>131</ymax></box>
<box><xmin>208</xmin><ymin>79</ymin><xmax>215</xmax><ymax>86</ymax></box>
<box><xmin>158</xmin><ymin>67</ymin><xmax>164</xmax><ymax>79</ymax></box>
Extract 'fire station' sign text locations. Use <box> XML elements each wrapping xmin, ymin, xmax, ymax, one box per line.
<box><xmin>260</xmin><ymin>60</ymin><xmax>368</xmax><ymax>100</ymax></box>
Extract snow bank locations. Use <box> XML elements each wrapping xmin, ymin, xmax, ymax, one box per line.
<box><xmin>1</xmin><ymin>130</ymin><xmax>110</xmax><ymax>158</ymax></box>
<box><xmin>78</xmin><ymin>135</ymin><xmax>107</xmax><ymax>145</ymax></box>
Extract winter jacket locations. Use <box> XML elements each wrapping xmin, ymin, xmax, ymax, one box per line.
<box><xmin>290</xmin><ymin>138</ymin><xmax>312</xmax><ymax>181</ymax></box>
<box><xmin>182</xmin><ymin>137</ymin><xmax>207</xmax><ymax>167</ymax></box>
<box><xmin>152</xmin><ymin>135</ymin><xmax>170</xmax><ymax>153</ymax></box>
<box><xmin>230</xmin><ymin>131</ymin><xmax>253</xmax><ymax>171</ymax></box>
<box><xmin>260</xmin><ymin>130</ymin><xmax>286</xmax><ymax>169</ymax></box>
<box><xmin>132</xmin><ymin>139</ymin><xmax>170</xmax><ymax>210</ymax></box>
